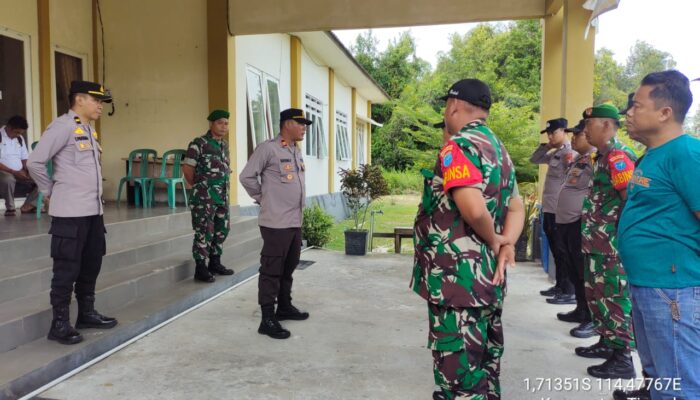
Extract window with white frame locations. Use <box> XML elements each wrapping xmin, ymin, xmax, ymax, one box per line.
<box><xmin>335</xmin><ymin>111</ymin><xmax>350</xmax><ymax>161</ymax></box>
<box><xmin>245</xmin><ymin>67</ymin><xmax>280</xmax><ymax>151</ymax></box>
<box><xmin>304</xmin><ymin>94</ymin><xmax>327</xmax><ymax>158</ymax></box>
<box><xmin>356</xmin><ymin>122</ymin><xmax>365</xmax><ymax>165</ymax></box>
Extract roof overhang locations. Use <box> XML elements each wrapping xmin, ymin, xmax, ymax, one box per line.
<box><xmin>292</xmin><ymin>31</ymin><xmax>390</xmax><ymax>104</ymax></box>
<box><xmin>229</xmin><ymin>0</ymin><xmax>551</xmax><ymax>36</ymax></box>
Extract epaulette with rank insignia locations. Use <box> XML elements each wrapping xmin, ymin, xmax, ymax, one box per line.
<box><xmin>74</xmin><ymin>116</ymin><xmax>82</xmax><ymax>125</ymax></box>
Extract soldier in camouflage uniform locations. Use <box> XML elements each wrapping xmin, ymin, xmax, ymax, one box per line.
<box><xmin>575</xmin><ymin>104</ymin><xmax>637</xmax><ymax>380</ymax></box>
<box><xmin>411</xmin><ymin>79</ymin><xmax>524</xmax><ymax>400</ymax></box>
<box><xmin>183</xmin><ymin>110</ymin><xmax>234</xmax><ymax>283</ymax></box>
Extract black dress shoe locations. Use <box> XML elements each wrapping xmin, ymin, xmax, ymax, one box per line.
<box><xmin>76</xmin><ymin>310</ymin><xmax>118</xmax><ymax>329</ymax></box>
<box><xmin>208</xmin><ymin>255</ymin><xmax>234</xmax><ymax>275</ymax></box>
<box><xmin>587</xmin><ymin>349</ymin><xmax>636</xmax><ymax>379</ymax></box>
<box><xmin>194</xmin><ymin>261</ymin><xmax>215</xmax><ymax>282</ymax></box>
<box><xmin>612</xmin><ymin>387</ymin><xmax>651</xmax><ymax>400</ymax></box>
<box><xmin>276</xmin><ymin>305</ymin><xmax>310</xmax><ymax>321</ymax></box>
<box><xmin>557</xmin><ymin>308</ymin><xmax>587</xmax><ymax>323</ymax></box>
<box><xmin>546</xmin><ymin>293</ymin><xmax>576</xmax><ymax>305</ymax></box>
<box><xmin>47</xmin><ymin>320</ymin><xmax>84</xmax><ymax>345</ymax></box>
<box><xmin>433</xmin><ymin>390</ymin><xmax>448</xmax><ymax>400</ymax></box>
<box><xmin>258</xmin><ymin>317</ymin><xmax>291</xmax><ymax>339</ymax></box>
<box><xmin>575</xmin><ymin>338</ymin><xmax>614</xmax><ymax>359</ymax></box>
<box><xmin>570</xmin><ymin>321</ymin><xmax>596</xmax><ymax>338</ymax></box>
<box><xmin>539</xmin><ymin>286</ymin><xmax>561</xmax><ymax>297</ymax></box>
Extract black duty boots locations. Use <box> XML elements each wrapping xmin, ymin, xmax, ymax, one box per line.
<box><xmin>208</xmin><ymin>255</ymin><xmax>234</xmax><ymax>275</ymax></box>
<box><xmin>258</xmin><ymin>305</ymin><xmax>291</xmax><ymax>339</ymax></box>
<box><xmin>587</xmin><ymin>348</ymin><xmax>636</xmax><ymax>379</ymax></box>
<box><xmin>276</xmin><ymin>304</ymin><xmax>310</xmax><ymax>321</ymax></box>
<box><xmin>575</xmin><ymin>337</ymin><xmax>614</xmax><ymax>359</ymax></box>
<box><xmin>76</xmin><ymin>295</ymin><xmax>118</xmax><ymax>329</ymax></box>
<box><xmin>47</xmin><ymin>306</ymin><xmax>83</xmax><ymax>345</ymax></box>
<box><xmin>194</xmin><ymin>260</ymin><xmax>215</xmax><ymax>282</ymax></box>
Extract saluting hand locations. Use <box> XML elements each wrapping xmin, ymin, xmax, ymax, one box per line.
<box><xmin>492</xmin><ymin>243</ymin><xmax>515</xmax><ymax>285</ymax></box>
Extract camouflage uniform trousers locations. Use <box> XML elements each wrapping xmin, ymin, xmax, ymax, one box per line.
<box><xmin>428</xmin><ymin>302</ymin><xmax>504</xmax><ymax>400</ymax></box>
<box><xmin>190</xmin><ymin>202</ymin><xmax>230</xmax><ymax>263</ymax></box>
<box><xmin>583</xmin><ymin>254</ymin><xmax>635</xmax><ymax>350</ymax></box>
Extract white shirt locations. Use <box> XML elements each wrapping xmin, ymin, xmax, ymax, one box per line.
<box><xmin>0</xmin><ymin>126</ymin><xmax>29</xmax><ymax>171</ymax></box>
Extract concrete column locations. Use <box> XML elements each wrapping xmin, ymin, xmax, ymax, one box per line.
<box><xmin>351</xmin><ymin>88</ymin><xmax>357</xmax><ymax>169</ymax></box>
<box><xmin>539</xmin><ymin>0</ymin><xmax>594</xmax><ymax>195</ymax></box>
<box><xmin>366</xmin><ymin>101</ymin><xmax>372</xmax><ymax>164</ymax></box>
<box><xmin>207</xmin><ymin>0</ymin><xmax>237</xmax><ymax>204</ymax></box>
<box><xmin>37</xmin><ymin>0</ymin><xmax>52</xmax><ymax>131</ymax></box>
<box><xmin>290</xmin><ymin>36</ymin><xmax>302</xmax><ymax>109</ymax></box>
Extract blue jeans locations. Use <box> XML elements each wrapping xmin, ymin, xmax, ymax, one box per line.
<box><xmin>630</xmin><ymin>285</ymin><xmax>700</xmax><ymax>400</ymax></box>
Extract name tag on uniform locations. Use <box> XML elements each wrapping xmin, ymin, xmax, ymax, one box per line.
<box><xmin>75</xmin><ymin>140</ymin><xmax>93</xmax><ymax>151</ymax></box>
<box><xmin>280</xmin><ymin>158</ymin><xmax>291</xmax><ymax>162</ymax></box>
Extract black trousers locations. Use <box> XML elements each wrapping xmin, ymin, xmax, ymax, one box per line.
<box><xmin>258</xmin><ymin>227</ymin><xmax>302</xmax><ymax>307</ymax></box>
<box><xmin>542</xmin><ymin>212</ymin><xmax>574</xmax><ymax>295</ymax></box>
<box><xmin>49</xmin><ymin>215</ymin><xmax>106</xmax><ymax>308</ymax></box>
<box><xmin>555</xmin><ymin>219</ymin><xmax>589</xmax><ymax>315</ymax></box>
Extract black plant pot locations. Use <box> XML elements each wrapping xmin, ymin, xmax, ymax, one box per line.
<box><xmin>515</xmin><ymin>232</ymin><xmax>530</xmax><ymax>262</ymax></box>
<box><xmin>344</xmin><ymin>230</ymin><xmax>368</xmax><ymax>256</ymax></box>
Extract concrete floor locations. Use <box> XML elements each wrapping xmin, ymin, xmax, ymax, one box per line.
<box><xmin>40</xmin><ymin>250</ymin><xmax>640</xmax><ymax>400</ymax></box>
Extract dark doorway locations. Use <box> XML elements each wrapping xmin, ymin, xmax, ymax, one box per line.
<box><xmin>54</xmin><ymin>51</ymin><xmax>83</xmax><ymax>116</ymax></box>
<box><xmin>0</xmin><ymin>34</ymin><xmax>27</xmax><ymax>143</ymax></box>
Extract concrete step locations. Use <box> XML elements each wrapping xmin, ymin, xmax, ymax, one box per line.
<box><xmin>0</xmin><ymin>233</ymin><xmax>263</xmax><ymax>354</ymax></box>
<box><xmin>0</xmin><ymin>216</ymin><xmax>260</xmax><ymax>305</ymax></box>
<box><xmin>0</xmin><ymin>251</ymin><xmax>262</xmax><ymax>400</ymax></box>
<box><xmin>0</xmin><ymin>209</ymin><xmax>198</xmax><ymax>266</ymax></box>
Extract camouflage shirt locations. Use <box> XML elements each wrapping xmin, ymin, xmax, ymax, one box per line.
<box><xmin>183</xmin><ymin>131</ymin><xmax>231</xmax><ymax>205</ymax></box>
<box><xmin>581</xmin><ymin>137</ymin><xmax>636</xmax><ymax>255</ymax></box>
<box><xmin>411</xmin><ymin>120</ymin><xmax>517</xmax><ymax>308</ymax></box>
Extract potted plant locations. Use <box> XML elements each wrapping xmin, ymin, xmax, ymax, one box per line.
<box><xmin>339</xmin><ymin>164</ymin><xmax>389</xmax><ymax>255</ymax></box>
<box><xmin>515</xmin><ymin>182</ymin><xmax>538</xmax><ymax>262</ymax></box>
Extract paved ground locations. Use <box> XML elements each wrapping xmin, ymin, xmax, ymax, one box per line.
<box><xmin>40</xmin><ymin>250</ymin><xmax>641</xmax><ymax>400</ymax></box>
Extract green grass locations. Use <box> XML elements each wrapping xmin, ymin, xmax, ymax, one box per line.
<box><xmin>325</xmin><ymin>194</ymin><xmax>420</xmax><ymax>253</ymax></box>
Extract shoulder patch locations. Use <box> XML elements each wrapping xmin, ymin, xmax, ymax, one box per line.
<box><xmin>439</xmin><ymin>140</ymin><xmax>482</xmax><ymax>192</ymax></box>
<box><xmin>608</xmin><ymin>149</ymin><xmax>634</xmax><ymax>190</ymax></box>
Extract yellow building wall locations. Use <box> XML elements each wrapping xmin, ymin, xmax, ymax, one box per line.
<box><xmin>96</xmin><ymin>0</ymin><xmax>210</xmax><ymax>200</ymax></box>
<box><xmin>0</xmin><ymin>0</ymin><xmax>42</xmax><ymax>142</ymax></box>
<box><xmin>50</xmin><ymin>0</ymin><xmax>94</xmax><ymax>118</ymax></box>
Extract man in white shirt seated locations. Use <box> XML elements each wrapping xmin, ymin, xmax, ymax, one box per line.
<box><xmin>0</xmin><ymin>116</ymin><xmax>40</xmax><ymax>216</ymax></box>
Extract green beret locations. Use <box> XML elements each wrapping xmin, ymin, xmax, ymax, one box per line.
<box><xmin>582</xmin><ymin>103</ymin><xmax>620</xmax><ymax>120</ymax></box>
<box><xmin>207</xmin><ymin>109</ymin><xmax>229</xmax><ymax>121</ymax></box>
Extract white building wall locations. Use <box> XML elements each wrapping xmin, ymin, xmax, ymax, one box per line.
<box><xmin>234</xmin><ymin>34</ymin><xmax>291</xmax><ymax>206</ymax></box>
<box><xmin>333</xmin><ymin>76</ymin><xmax>352</xmax><ymax>191</ymax></box>
<box><xmin>300</xmin><ymin>46</ymin><xmax>330</xmax><ymax>197</ymax></box>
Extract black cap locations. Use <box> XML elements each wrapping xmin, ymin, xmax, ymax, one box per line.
<box><xmin>619</xmin><ymin>92</ymin><xmax>635</xmax><ymax>115</ymax></box>
<box><xmin>280</xmin><ymin>108</ymin><xmax>312</xmax><ymax>125</ymax></box>
<box><xmin>540</xmin><ymin>118</ymin><xmax>568</xmax><ymax>134</ymax></box>
<box><xmin>439</xmin><ymin>79</ymin><xmax>492</xmax><ymax>110</ymax></box>
<box><xmin>433</xmin><ymin>120</ymin><xmax>445</xmax><ymax>129</ymax></box>
<box><xmin>564</xmin><ymin>119</ymin><xmax>585</xmax><ymax>134</ymax></box>
<box><xmin>69</xmin><ymin>80</ymin><xmax>112</xmax><ymax>103</ymax></box>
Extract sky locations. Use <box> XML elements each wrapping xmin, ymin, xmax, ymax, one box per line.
<box><xmin>333</xmin><ymin>0</ymin><xmax>700</xmax><ymax>114</ymax></box>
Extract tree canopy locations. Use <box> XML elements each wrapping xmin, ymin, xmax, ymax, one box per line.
<box><xmin>349</xmin><ymin>23</ymin><xmax>681</xmax><ymax>182</ymax></box>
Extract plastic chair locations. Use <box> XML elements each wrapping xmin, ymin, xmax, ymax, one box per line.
<box><xmin>116</xmin><ymin>149</ymin><xmax>157</xmax><ymax>207</ymax></box>
<box><xmin>148</xmin><ymin>149</ymin><xmax>188</xmax><ymax>209</ymax></box>
<box><xmin>31</xmin><ymin>141</ymin><xmax>53</xmax><ymax>219</ymax></box>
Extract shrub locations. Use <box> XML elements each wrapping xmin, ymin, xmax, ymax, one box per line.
<box><xmin>381</xmin><ymin>168</ymin><xmax>423</xmax><ymax>194</ymax></box>
<box><xmin>302</xmin><ymin>204</ymin><xmax>334</xmax><ymax>247</ymax></box>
